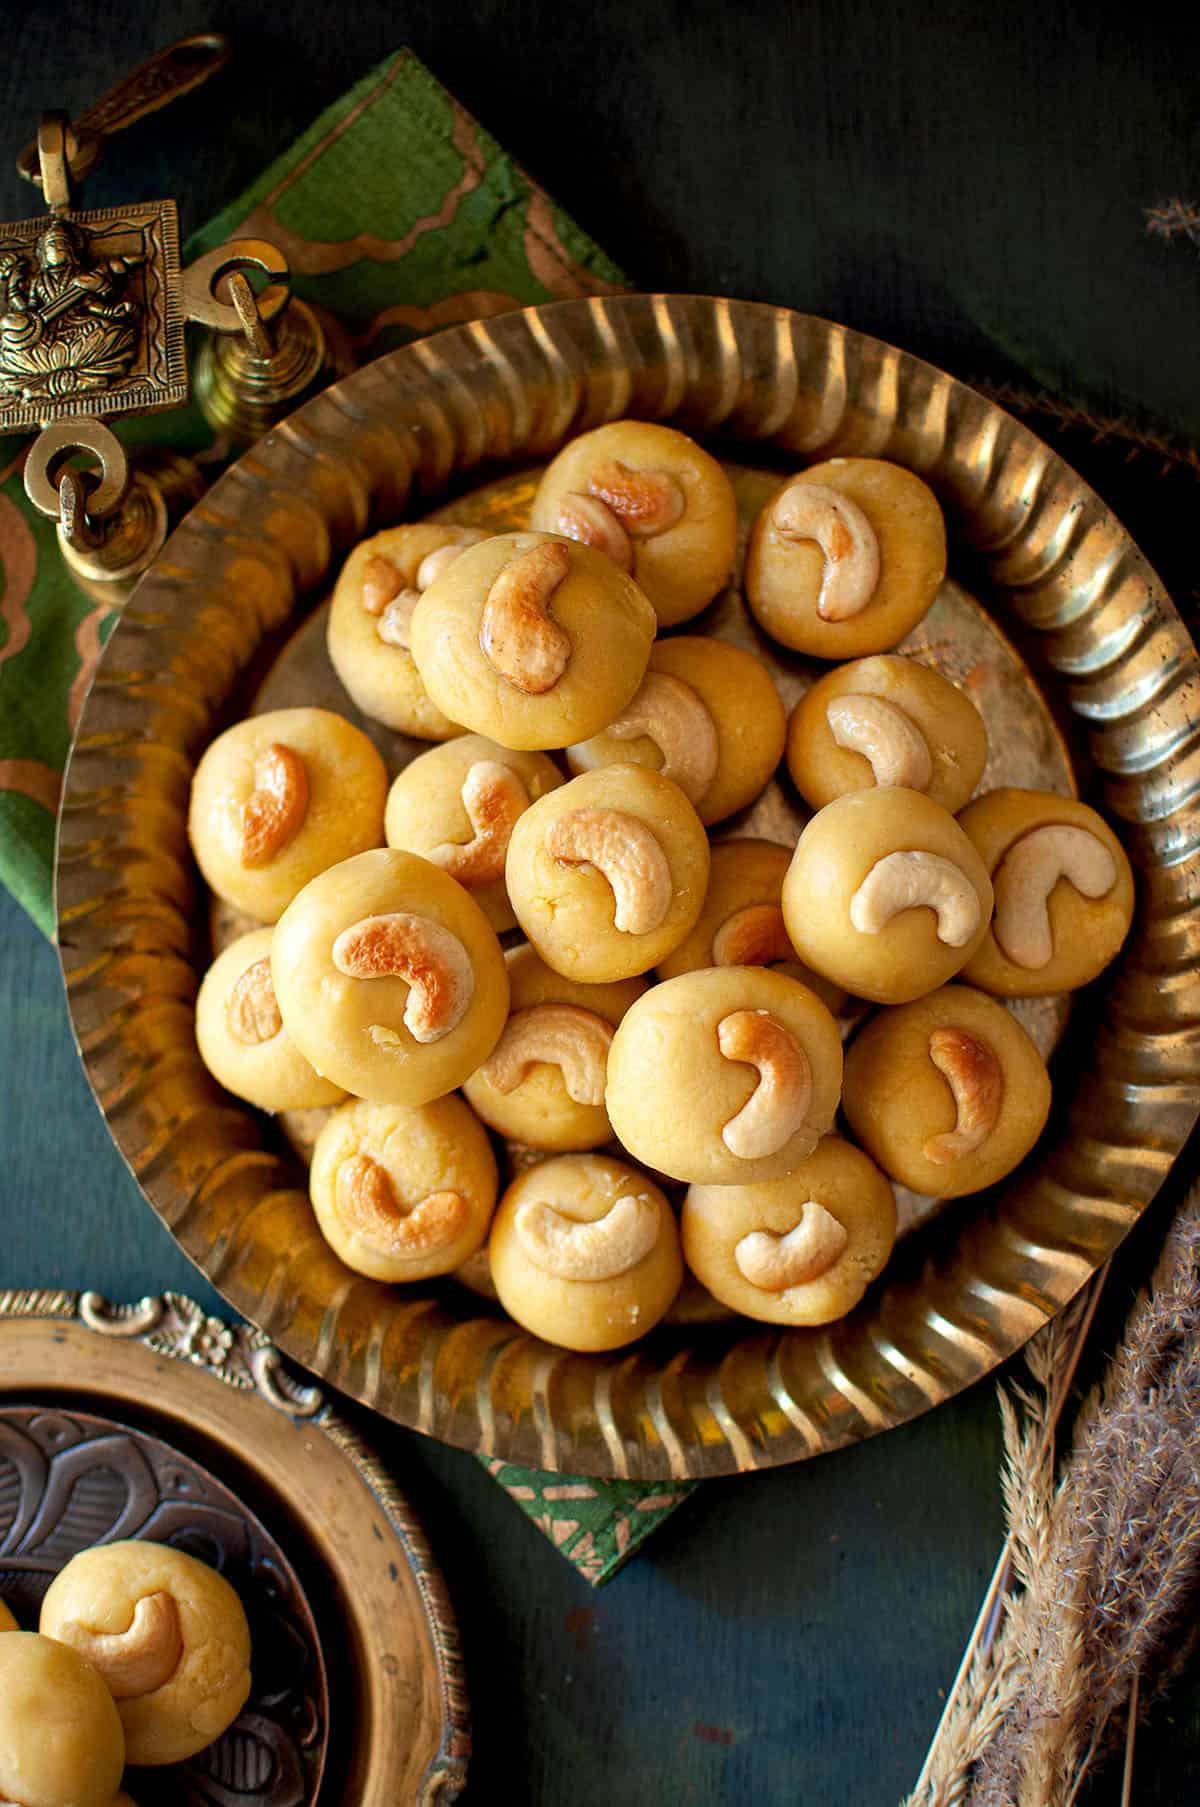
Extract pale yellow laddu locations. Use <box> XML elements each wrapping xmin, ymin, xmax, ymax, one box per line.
<box><xmin>529</xmin><ymin>419</ymin><xmax>738</xmax><ymax>627</ymax></box>
<box><xmin>841</xmin><ymin>982</ymin><xmax>1051</xmax><ymax>1199</ymax></box>
<box><xmin>0</xmin><ymin>1631</ymin><xmax>126</xmax><ymax>1806</ymax></box>
<box><xmin>195</xmin><ymin>926</ymin><xmax>346</xmax><ymax>1113</ymax></box>
<box><xmin>40</xmin><ymin>1541</ymin><xmax>251</xmax><ymax>1768</ymax></box>
<box><xmin>187</xmin><ymin>706</ymin><xmax>388</xmax><ymax>923</ymax></box>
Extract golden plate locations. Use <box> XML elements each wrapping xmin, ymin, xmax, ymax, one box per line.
<box><xmin>56</xmin><ymin>295</ymin><xmax>1200</xmax><ymax>1479</ymax></box>
<box><xmin>0</xmin><ymin>1290</ymin><xmax>469</xmax><ymax>1802</ymax></box>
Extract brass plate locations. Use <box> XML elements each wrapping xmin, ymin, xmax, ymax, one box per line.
<box><xmin>0</xmin><ymin>1293</ymin><xmax>468</xmax><ymax>1802</ymax></box>
<box><xmin>56</xmin><ymin>295</ymin><xmax>1200</xmax><ymax>1480</ymax></box>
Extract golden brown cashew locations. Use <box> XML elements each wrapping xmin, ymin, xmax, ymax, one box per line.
<box><xmin>360</xmin><ymin>553</ymin><xmax>404</xmax><ymax>615</ymax></box>
<box><xmin>711</xmin><ymin>903</ymin><xmax>795</xmax><ymax>967</ymax></box>
<box><xmin>226</xmin><ymin>957</ymin><xmax>283</xmax><ymax>1044</ymax></box>
<box><xmin>56</xmin><ymin>1593</ymin><xmax>183</xmax><ymax>1700</ymax></box>
<box><xmin>331</xmin><ymin>912</ymin><xmax>474</xmax><ymax>1043</ymax></box>
<box><xmin>556</xmin><ymin>492</ymin><xmax>634</xmax><ymax>572</ymax></box>
<box><xmin>826</xmin><ymin>695</ymin><xmax>933</xmax><ymax>790</ymax></box>
<box><xmin>545</xmin><ymin>808</ymin><xmax>673</xmax><ymax>935</ymax></box>
<box><xmin>429</xmin><ymin>760</ymin><xmax>531</xmax><ymax>886</ymax></box>
<box><xmin>240</xmin><ymin>743</ymin><xmax>309</xmax><ymax>868</ymax></box>
<box><xmin>479</xmin><ymin>540</ymin><xmax>573</xmax><ymax>694</ymax></box>
<box><xmin>604</xmin><ymin>671</ymin><xmax>719</xmax><ymax>806</ymax></box>
<box><xmin>924</xmin><ymin>1027</ymin><xmax>1005</xmax><ymax>1164</ymax></box>
<box><xmin>993</xmin><ymin>824</ymin><xmax>1118</xmax><ymax>969</ymax></box>
<box><xmin>480</xmin><ymin>1004</ymin><xmax>615</xmax><ymax>1105</ymax></box>
<box><xmin>734</xmin><ymin>1202</ymin><xmax>849</xmax><ymax>1290</ymax></box>
<box><xmin>337</xmin><ymin>1153</ymin><xmax>469</xmax><ymax>1254</ymax></box>
<box><xmin>717</xmin><ymin>1009</ymin><xmax>812</xmax><ymax>1159</ymax></box>
<box><xmin>849</xmin><ymin>850</ymin><xmax>981</xmax><ymax>947</ymax></box>
<box><xmin>514</xmin><ymin>1192</ymin><xmax>660</xmax><ymax>1280</ymax></box>
<box><xmin>587</xmin><ymin>459</ymin><xmax>685</xmax><ymax>537</ymax></box>
<box><xmin>771</xmin><ymin>481</ymin><xmax>881</xmax><ymax>621</ymax></box>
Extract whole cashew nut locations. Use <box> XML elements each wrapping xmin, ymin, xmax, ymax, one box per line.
<box><xmin>331</xmin><ymin>912</ymin><xmax>475</xmax><ymax>1043</ymax></box>
<box><xmin>556</xmin><ymin>492</ymin><xmax>634</xmax><ymax>572</ymax></box>
<box><xmin>826</xmin><ymin>695</ymin><xmax>933</xmax><ymax>791</ymax></box>
<box><xmin>546</xmin><ymin>807</ymin><xmax>673</xmax><ymax>935</ymax></box>
<box><xmin>711</xmin><ymin>903</ymin><xmax>795</xmax><ymax>967</ymax></box>
<box><xmin>993</xmin><ymin>824</ymin><xmax>1117</xmax><ymax>969</ymax></box>
<box><xmin>415</xmin><ymin>529</ymin><xmax>489</xmax><ymax>591</ymax></box>
<box><xmin>514</xmin><ymin>1191</ymin><xmax>660</xmax><ymax>1280</ymax></box>
<box><xmin>240</xmin><ymin>742</ymin><xmax>309</xmax><ymax>867</ymax></box>
<box><xmin>479</xmin><ymin>540</ymin><xmax>573</xmax><ymax>694</ymax></box>
<box><xmin>850</xmin><ymin>850</ymin><xmax>982</xmax><ymax>947</ymax></box>
<box><xmin>56</xmin><ymin>1593</ymin><xmax>183</xmax><ymax>1700</ymax></box>
<box><xmin>480</xmin><ymin>1004</ymin><xmax>615</xmax><ymax>1106</ymax></box>
<box><xmin>226</xmin><ymin>957</ymin><xmax>283</xmax><ymax>1044</ymax></box>
<box><xmin>375</xmin><ymin>589</ymin><xmax>422</xmax><ymax>649</ymax></box>
<box><xmin>360</xmin><ymin>554</ymin><xmax>404</xmax><ymax>616</ymax></box>
<box><xmin>364</xmin><ymin>528</ymin><xmax>488</xmax><ymax>646</ymax></box>
<box><xmin>717</xmin><ymin>1009</ymin><xmax>813</xmax><ymax>1159</ymax></box>
<box><xmin>602</xmin><ymin>671</ymin><xmax>720</xmax><ymax>806</ymax></box>
<box><xmin>587</xmin><ymin>459</ymin><xmax>686</xmax><ymax>537</ymax></box>
<box><xmin>924</xmin><ymin>1026</ymin><xmax>1005</xmax><ymax>1164</ymax></box>
<box><xmin>734</xmin><ymin>1202</ymin><xmax>849</xmax><ymax>1290</ymax></box>
<box><xmin>771</xmin><ymin>481</ymin><xmax>881</xmax><ymax>621</ymax></box>
<box><xmin>337</xmin><ymin>1152</ymin><xmax>469</xmax><ymax>1254</ymax></box>
<box><xmin>429</xmin><ymin>760</ymin><xmax>531</xmax><ymax>886</ymax></box>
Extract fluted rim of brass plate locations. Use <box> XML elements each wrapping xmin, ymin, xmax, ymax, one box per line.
<box><xmin>56</xmin><ymin>295</ymin><xmax>1200</xmax><ymax>1480</ymax></box>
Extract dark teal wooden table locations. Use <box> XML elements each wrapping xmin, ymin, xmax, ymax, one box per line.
<box><xmin>3</xmin><ymin>4</ymin><xmax>1200</xmax><ymax>1799</ymax></box>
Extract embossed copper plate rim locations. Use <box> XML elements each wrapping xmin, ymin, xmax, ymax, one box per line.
<box><xmin>0</xmin><ymin>1292</ymin><xmax>469</xmax><ymax>1804</ymax></box>
<box><xmin>56</xmin><ymin>294</ymin><xmax>1200</xmax><ymax>1480</ymax></box>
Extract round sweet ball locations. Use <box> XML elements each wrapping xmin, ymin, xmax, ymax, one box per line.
<box><xmin>271</xmin><ymin>847</ymin><xmax>509</xmax><ymax>1105</ymax></box>
<box><xmin>744</xmin><ymin>457</ymin><xmax>946</xmax><ymax>659</ymax></box>
<box><xmin>606</xmin><ymin>966</ymin><xmax>843</xmax><ymax>1185</ymax></box>
<box><xmin>327</xmin><ymin>521</ymin><xmax>487</xmax><ymax>738</ymax></box>
<box><xmin>464</xmin><ymin>945</ymin><xmax>648</xmax><ymax>1152</ymax></box>
<box><xmin>40</xmin><ymin>1541</ymin><xmax>251</xmax><ymax>1768</ymax></box>
<box><xmin>384</xmin><ymin>734</ymin><xmax>563</xmax><ymax>933</ymax></box>
<box><xmin>310</xmin><ymin>1094</ymin><xmax>498</xmax><ymax>1281</ymax></box>
<box><xmin>0</xmin><ymin>1631</ymin><xmax>125</xmax><ymax>1806</ymax></box>
<box><xmin>958</xmin><ymin>789</ymin><xmax>1135</xmax><ymax>996</ymax></box>
<box><xmin>842</xmin><ymin>983</ymin><xmax>1052</xmax><ymax>1198</ymax></box>
<box><xmin>195</xmin><ymin>928</ymin><xmax>346</xmax><ymax>1112</ymax></box>
<box><xmin>656</xmin><ymin>837</ymin><xmax>848</xmax><ymax>1014</ymax></box>
<box><xmin>506</xmin><ymin>764</ymin><xmax>710</xmax><ymax>983</ymax></box>
<box><xmin>786</xmin><ymin>653</ymin><xmax>988</xmax><ymax>815</ymax></box>
<box><xmin>409</xmin><ymin>530</ymin><xmax>656</xmax><ymax>751</ymax></box>
<box><xmin>188</xmin><ymin>707</ymin><xmax>388</xmax><ymax>923</ymax></box>
<box><xmin>529</xmin><ymin>420</ymin><xmax>738</xmax><ymax>627</ymax></box>
<box><xmin>682</xmin><ymin>1135</ymin><xmax>897</xmax><ymax>1326</ymax></box>
<box><xmin>781</xmin><ymin>788</ymin><xmax>994</xmax><ymax>1006</ymax></box>
<box><xmin>566</xmin><ymin>635</ymin><xmax>786</xmax><ymax>826</ymax></box>
<box><xmin>488</xmin><ymin>1153</ymin><xmax>683</xmax><ymax>1351</ymax></box>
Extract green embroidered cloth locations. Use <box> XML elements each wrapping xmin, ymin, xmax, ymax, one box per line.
<box><xmin>0</xmin><ymin>48</ymin><xmax>694</xmax><ymax>1585</ymax></box>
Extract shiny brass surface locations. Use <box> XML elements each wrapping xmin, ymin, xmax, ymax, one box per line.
<box><xmin>0</xmin><ymin>1291</ymin><xmax>469</xmax><ymax>1804</ymax></box>
<box><xmin>57</xmin><ymin>295</ymin><xmax>1200</xmax><ymax>1480</ymax></box>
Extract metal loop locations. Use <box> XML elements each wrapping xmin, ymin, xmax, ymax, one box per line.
<box><xmin>37</xmin><ymin>114</ymin><xmax>73</xmax><ymax>214</ymax></box>
<box><xmin>180</xmin><ymin>239</ymin><xmax>290</xmax><ymax>334</ymax></box>
<box><xmin>24</xmin><ymin>418</ymin><xmax>129</xmax><ymax>522</ymax></box>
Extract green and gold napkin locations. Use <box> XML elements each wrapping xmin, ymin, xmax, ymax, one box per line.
<box><xmin>0</xmin><ymin>48</ymin><xmax>693</xmax><ymax>1584</ymax></box>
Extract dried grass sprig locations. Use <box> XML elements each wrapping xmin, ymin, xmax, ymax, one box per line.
<box><xmin>1145</xmin><ymin>198</ymin><xmax>1200</xmax><ymax>248</ymax></box>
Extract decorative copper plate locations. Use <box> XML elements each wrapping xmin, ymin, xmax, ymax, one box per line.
<box><xmin>0</xmin><ymin>1292</ymin><xmax>468</xmax><ymax>1802</ymax></box>
<box><xmin>56</xmin><ymin>295</ymin><xmax>1200</xmax><ymax>1480</ymax></box>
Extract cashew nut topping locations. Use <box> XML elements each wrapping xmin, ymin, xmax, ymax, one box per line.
<box><xmin>57</xmin><ymin>1593</ymin><xmax>183</xmax><ymax>1700</ymax></box>
<box><xmin>734</xmin><ymin>1202</ymin><xmax>849</xmax><ymax>1291</ymax></box>
<box><xmin>924</xmin><ymin>1026</ymin><xmax>1005</xmax><ymax>1164</ymax></box>
<box><xmin>415</xmin><ymin>528</ymin><xmax>488</xmax><ymax>592</ymax></box>
<box><xmin>556</xmin><ymin>492</ymin><xmax>634</xmax><ymax>572</ymax></box>
<box><xmin>514</xmin><ymin>1191</ymin><xmax>660</xmax><ymax>1280</ymax></box>
<box><xmin>337</xmin><ymin>1152</ymin><xmax>469</xmax><ymax>1254</ymax></box>
<box><xmin>604</xmin><ymin>671</ymin><xmax>719</xmax><ymax>806</ymax></box>
<box><xmin>711</xmin><ymin>903</ymin><xmax>795</xmax><ymax>967</ymax></box>
<box><xmin>826</xmin><ymin>695</ymin><xmax>933</xmax><ymax>791</ymax></box>
<box><xmin>360</xmin><ymin>553</ymin><xmax>404</xmax><ymax>615</ymax></box>
<box><xmin>226</xmin><ymin>957</ymin><xmax>283</xmax><ymax>1044</ymax></box>
<box><xmin>849</xmin><ymin>851</ymin><xmax>981</xmax><ymax>947</ymax></box>
<box><xmin>239</xmin><ymin>742</ymin><xmax>309</xmax><ymax>868</ymax></box>
<box><xmin>545</xmin><ymin>807</ymin><xmax>673</xmax><ymax>935</ymax></box>
<box><xmin>479</xmin><ymin>1004</ymin><xmax>615</xmax><ymax>1105</ymax></box>
<box><xmin>428</xmin><ymin>760</ymin><xmax>531</xmax><ymax>886</ymax></box>
<box><xmin>375</xmin><ymin>588</ymin><xmax>422</xmax><ymax>648</ymax></box>
<box><xmin>993</xmin><ymin>824</ymin><xmax>1117</xmax><ymax>970</ymax></box>
<box><xmin>331</xmin><ymin>912</ymin><xmax>474</xmax><ymax>1043</ymax></box>
<box><xmin>771</xmin><ymin>481</ymin><xmax>881</xmax><ymax>621</ymax></box>
<box><xmin>588</xmin><ymin>459</ymin><xmax>685</xmax><ymax>538</ymax></box>
<box><xmin>479</xmin><ymin>540</ymin><xmax>573</xmax><ymax>694</ymax></box>
<box><xmin>717</xmin><ymin>1009</ymin><xmax>813</xmax><ymax>1160</ymax></box>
